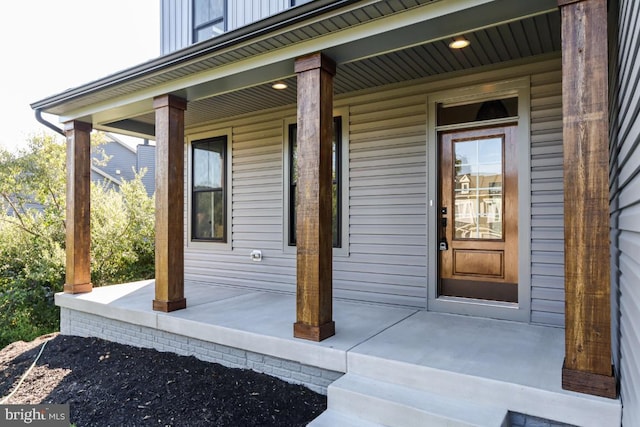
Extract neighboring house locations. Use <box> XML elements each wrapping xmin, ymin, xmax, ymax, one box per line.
<box><xmin>91</xmin><ymin>133</ymin><xmax>156</xmax><ymax>196</ymax></box>
<box><xmin>31</xmin><ymin>0</ymin><xmax>638</xmax><ymax>426</ymax></box>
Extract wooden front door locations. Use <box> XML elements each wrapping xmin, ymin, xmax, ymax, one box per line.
<box><xmin>438</xmin><ymin>125</ymin><xmax>518</xmax><ymax>302</ymax></box>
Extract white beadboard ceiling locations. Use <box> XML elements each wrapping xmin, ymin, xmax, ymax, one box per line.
<box><xmin>113</xmin><ymin>10</ymin><xmax>560</xmax><ymax>135</ymax></box>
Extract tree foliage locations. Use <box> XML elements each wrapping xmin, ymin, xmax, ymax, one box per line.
<box><xmin>91</xmin><ymin>175</ymin><xmax>155</xmax><ymax>285</ymax></box>
<box><xmin>0</xmin><ymin>133</ymin><xmax>155</xmax><ymax>348</ymax></box>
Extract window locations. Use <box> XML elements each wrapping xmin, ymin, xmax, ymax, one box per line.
<box><xmin>288</xmin><ymin>117</ymin><xmax>342</xmax><ymax>248</ymax></box>
<box><xmin>192</xmin><ymin>136</ymin><xmax>227</xmax><ymax>242</ymax></box>
<box><xmin>436</xmin><ymin>97</ymin><xmax>518</xmax><ymax>126</ymax></box>
<box><xmin>193</xmin><ymin>0</ymin><xmax>225</xmax><ymax>43</ymax></box>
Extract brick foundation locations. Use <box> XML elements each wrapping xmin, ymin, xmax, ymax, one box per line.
<box><xmin>60</xmin><ymin>307</ymin><xmax>342</xmax><ymax>395</ymax></box>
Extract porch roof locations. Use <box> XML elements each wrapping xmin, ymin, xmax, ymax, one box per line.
<box><xmin>31</xmin><ymin>0</ymin><xmax>559</xmax><ymax>139</ymax></box>
<box><xmin>55</xmin><ymin>281</ymin><xmax>621</xmax><ymax>426</ymax></box>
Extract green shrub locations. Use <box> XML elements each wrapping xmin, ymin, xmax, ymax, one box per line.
<box><xmin>0</xmin><ymin>133</ymin><xmax>155</xmax><ymax>348</ymax></box>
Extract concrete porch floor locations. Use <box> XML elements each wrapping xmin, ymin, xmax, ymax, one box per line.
<box><xmin>55</xmin><ymin>281</ymin><xmax>621</xmax><ymax>426</ymax></box>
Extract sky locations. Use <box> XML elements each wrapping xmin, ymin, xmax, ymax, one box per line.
<box><xmin>0</xmin><ymin>0</ymin><xmax>160</xmax><ymax>152</ymax></box>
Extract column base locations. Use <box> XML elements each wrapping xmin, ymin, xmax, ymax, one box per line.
<box><xmin>294</xmin><ymin>321</ymin><xmax>335</xmax><ymax>341</ymax></box>
<box><xmin>562</xmin><ymin>359</ymin><xmax>618</xmax><ymax>399</ymax></box>
<box><xmin>153</xmin><ymin>298</ymin><xmax>187</xmax><ymax>312</ymax></box>
<box><xmin>63</xmin><ymin>282</ymin><xmax>92</xmax><ymax>294</ymax></box>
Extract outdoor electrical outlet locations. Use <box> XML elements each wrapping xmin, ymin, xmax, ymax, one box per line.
<box><xmin>250</xmin><ymin>250</ymin><xmax>262</xmax><ymax>262</ymax></box>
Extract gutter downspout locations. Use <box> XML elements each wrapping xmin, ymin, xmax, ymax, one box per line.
<box><xmin>35</xmin><ymin>109</ymin><xmax>65</xmax><ymax>136</ymax></box>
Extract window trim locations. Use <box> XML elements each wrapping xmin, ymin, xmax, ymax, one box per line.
<box><xmin>191</xmin><ymin>136</ymin><xmax>227</xmax><ymax>242</ymax></box>
<box><xmin>192</xmin><ymin>0</ymin><xmax>227</xmax><ymax>43</ymax></box>
<box><xmin>283</xmin><ymin>108</ymin><xmax>349</xmax><ymax>257</ymax></box>
<box><xmin>187</xmin><ymin>128</ymin><xmax>233</xmax><ymax>251</ymax></box>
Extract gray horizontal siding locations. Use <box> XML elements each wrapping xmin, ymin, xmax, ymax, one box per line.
<box><xmin>529</xmin><ymin>69</ymin><xmax>565</xmax><ymax>327</ymax></box>
<box><xmin>184</xmin><ymin>94</ymin><xmax>429</xmax><ymax>308</ymax></box>
<box><xmin>185</xmin><ymin>117</ymin><xmax>294</xmax><ymax>294</ymax></box>
<box><xmin>183</xmin><ymin>59</ymin><xmax>567</xmax><ymax>317</ymax></box>
<box><xmin>611</xmin><ymin>0</ymin><xmax>640</xmax><ymax>425</ymax></box>
<box><xmin>339</xmin><ymin>95</ymin><xmax>427</xmax><ymax>307</ymax></box>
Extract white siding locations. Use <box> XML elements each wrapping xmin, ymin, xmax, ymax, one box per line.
<box><xmin>611</xmin><ymin>0</ymin><xmax>640</xmax><ymax>425</ymax></box>
<box><xmin>228</xmin><ymin>0</ymin><xmax>288</xmax><ymax>31</ymax></box>
<box><xmin>183</xmin><ymin>59</ymin><xmax>567</xmax><ymax>316</ymax></box>
<box><xmin>529</xmin><ymin>69</ymin><xmax>565</xmax><ymax>327</ymax></box>
<box><xmin>161</xmin><ymin>0</ymin><xmax>190</xmax><ymax>55</ymax></box>
<box><xmin>161</xmin><ymin>0</ymin><xmax>291</xmax><ymax>53</ymax></box>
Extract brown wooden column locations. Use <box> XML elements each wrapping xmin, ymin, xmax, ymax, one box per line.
<box><xmin>63</xmin><ymin>120</ymin><xmax>93</xmax><ymax>294</ymax></box>
<box><xmin>293</xmin><ymin>53</ymin><xmax>336</xmax><ymax>341</ymax></box>
<box><xmin>559</xmin><ymin>0</ymin><xmax>616</xmax><ymax>398</ymax></box>
<box><xmin>153</xmin><ymin>94</ymin><xmax>187</xmax><ymax>312</ymax></box>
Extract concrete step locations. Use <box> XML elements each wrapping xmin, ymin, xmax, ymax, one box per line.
<box><xmin>345</xmin><ymin>352</ymin><xmax>619</xmax><ymax>427</ymax></box>
<box><xmin>322</xmin><ymin>373</ymin><xmax>509</xmax><ymax>427</ymax></box>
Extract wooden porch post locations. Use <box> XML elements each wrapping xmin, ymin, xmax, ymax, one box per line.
<box><xmin>559</xmin><ymin>0</ymin><xmax>616</xmax><ymax>398</ymax></box>
<box><xmin>63</xmin><ymin>120</ymin><xmax>93</xmax><ymax>294</ymax></box>
<box><xmin>153</xmin><ymin>94</ymin><xmax>187</xmax><ymax>312</ymax></box>
<box><xmin>293</xmin><ymin>53</ymin><xmax>336</xmax><ymax>341</ymax></box>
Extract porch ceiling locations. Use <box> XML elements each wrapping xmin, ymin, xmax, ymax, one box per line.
<box><xmin>113</xmin><ymin>10</ymin><xmax>560</xmax><ymax>137</ymax></box>
<box><xmin>31</xmin><ymin>0</ymin><xmax>560</xmax><ymax>138</ymax></box>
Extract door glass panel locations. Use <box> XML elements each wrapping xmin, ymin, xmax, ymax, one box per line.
<box><xmin>453</xmin><ymin>137</ymin><xmax>503</xmax><ymax>240</ymax></box>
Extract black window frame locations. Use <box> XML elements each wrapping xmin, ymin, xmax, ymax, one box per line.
<box><xmin>288</xmin><ymin>117</ymin><xmax>342</xmax><ymax>248</ymax></box>
<box><xmin>191</xmin><ymin>136</ymin><xmax>227</xmax><ymax>243</ymax></box>
<box><xmin>192</xmin><ymin>0</ymin><xmax>226</xmax><ymax>43</ymax></box>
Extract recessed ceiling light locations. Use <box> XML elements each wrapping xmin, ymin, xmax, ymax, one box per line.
<box><xmin>272</xmin><ymin>82</ymin><xmax>288</xmax><ymax>90</ymax></box>
<box><xmin>449</xmin><ymin>38</ymin><xmax>470</xmax><ymax>49</ymax></box>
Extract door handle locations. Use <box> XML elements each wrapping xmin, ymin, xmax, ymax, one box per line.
<box><xmin>440</xmin><ymin>208</ymin><xmax>448</xmax><ymax>250</ymax></box>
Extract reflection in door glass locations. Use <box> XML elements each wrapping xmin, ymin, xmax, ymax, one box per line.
<box><xmin>453</xmin><ymin>137</ymin><xmax>503</xmax><ymax>240</ymax></box>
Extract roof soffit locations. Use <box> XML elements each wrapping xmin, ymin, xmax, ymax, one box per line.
<box><xmin>34</xmin><ymin>0</ymin><xmax>558</xmax><ymax>126</ymax></box>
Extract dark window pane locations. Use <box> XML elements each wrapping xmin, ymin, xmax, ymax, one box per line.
<box><xmin>193</xmin><ymin>140</ymin><xmax>224</xmax><ymax>190</ymax></box>
<box><xmin>192</xmin><ymin>137</ymin><xmax>226</xmax><ymax>242</ymax></box>
<box><xmin>289</xmin><ymin>118</ymin><xmax>341</xmax><ymax>247</ymax></box>
<box><xmin>194</xmin><ymin>0</ymin><xmax>223</xmax><ymax>25</ymax></box>
<box><xmin>437</xmin><ymin>97</ymin><xmax>517</xmax><ymax>126</ymax></box>
<box><xmin>332</xmin><ymin>181</ymin><xmax>338</xmax><ymax>247</ymax></box>
<box><xmin>193</xmin><ymin>0</ymin><xmax>225</xmax><ymax>42</ymax></box>
<box><xmin>193</xmin><ymin>191</ymin><xmax>224</xmax><ymax>239</ymax></box>
<box><xmin>194</xmin><ymin>0</ymin><xmax>210</xmax><ymax>25</ymax></box>
<box><xmin>195</xmin><ymin>22</ymin><xmax>224</xmax><ymax>42</ymax></box>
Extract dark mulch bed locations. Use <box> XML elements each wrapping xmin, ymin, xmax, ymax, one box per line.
<box><xmin>0</xmin><ymin>334</ymin><xmax>327</xmax><ymax>426</ymax></box>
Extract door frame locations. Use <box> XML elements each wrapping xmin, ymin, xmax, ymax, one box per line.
<box><xmin>426</xmin><ymin>77</ymin><xmax>531</xmax><ymax>322</ymax></box>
